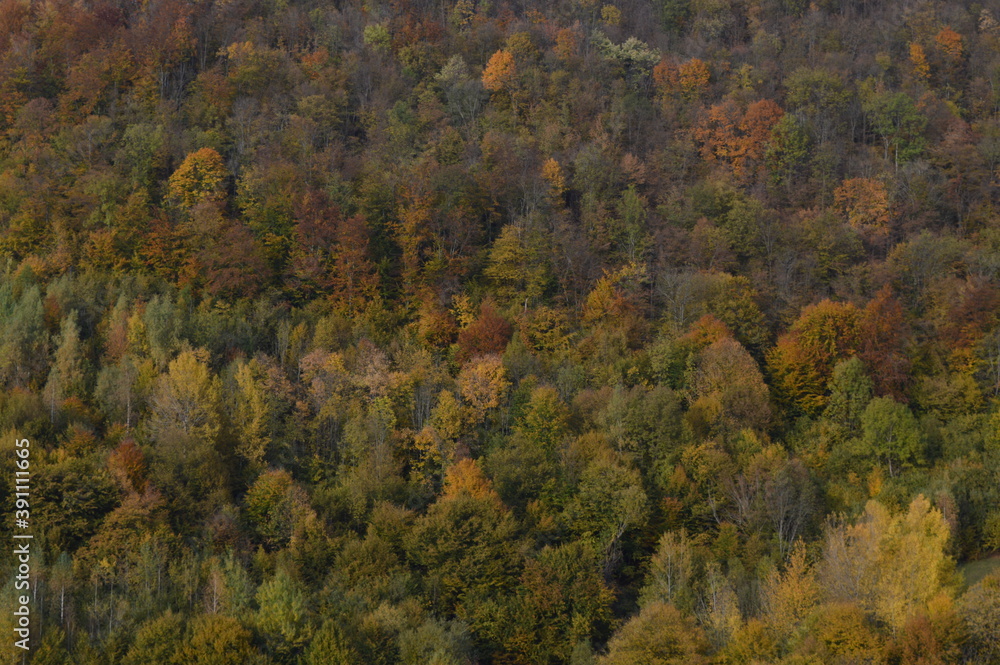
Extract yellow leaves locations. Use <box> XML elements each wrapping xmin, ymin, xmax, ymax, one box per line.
<box><xmin>458</xmin><ymin>354</ymin><xmax>509</xmax><ymax>423</ymax></box>
<box><xmin>167</xmin><ymin>147</ymin><xmax>228</xmax><ymax>208</ymax></box>
<box><xmin>412</xmin><ymin>390</ymin><xmax>464</xmax><ymax>478</ymax></box>
<box><xmin>820</xmin><ymin>495</ymin><xmax>956</xmax><ymax>632</ymax></box>
<box><xmin>541</xmin><ymin>157</ymin><xmax>566</xmax><ymax>199</ymax></box>
<box><xmin>233</xmin><ymin>360</ymin><xmax>271</xmax><ymax>469</ymax></box>
<box><xmin>482</xmin><ymin>49</ymin><xmax>516</xmax><ymax>93</ymax></box>
<box><xmin>451</xmin><ymin>293</ymin><xmax>477</xmax><ymax>329</ymax></box>
<box><xmin>762</xmin><ymin>541</ymin><xmax>820</xmax><ymax>637</ymax></box>
<box><xmin>583</xmin><ymin>262</ymin><xmax>646</xmax><ymax>323</ymax></box>
<box><xmin>151</xmin><ymin>349</ymin><xmax>221</xmax><ymax>442</ymax></box>
<box><xmin>678</xmin><ymin>58</ymin><xmax>711</xmax><ymax>98</ymax></box>
<box><xmin>601</xmin><ymin>5</ymin><xmax>623</xmax><ymax>26</ymax></box>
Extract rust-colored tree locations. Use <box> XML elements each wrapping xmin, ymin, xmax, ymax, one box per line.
<box><xmin>456</xmin><ymin>301</ymin><xmax>513</xmax><ymax>362</ymax></box>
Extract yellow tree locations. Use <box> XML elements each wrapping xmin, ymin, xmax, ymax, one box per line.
<box><xmin>458</xmin><ymin>354</ymin><xmax>510</xmax><ymax>424</ymax></box>
<box><xmin>168</xmin><ymin>147</ymin><xmax>228</xmax><ymax>208</ymax></box>
<box><xmin>820</xmin><ymin>495</ymin><xmax>956</xmax><ymax>631</ymax></box>
<box><xmin>599</xmin><ymin>602</ymin><xmax>709</xmax><ymax>665</ymax></box>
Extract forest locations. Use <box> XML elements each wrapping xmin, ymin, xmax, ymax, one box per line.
<box><xmin>1</xmin><ymin>0</ymin><xmax>1000</xmax><ymax>662</ymax></box>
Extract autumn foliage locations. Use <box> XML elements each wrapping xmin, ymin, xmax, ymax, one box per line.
<box><xmin>1</xmin><ymin>0</ymin><xmax>999</xmax><ymax>663</ymax></box>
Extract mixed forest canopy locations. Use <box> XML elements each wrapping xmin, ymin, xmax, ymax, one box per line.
<box><xmin>1</xmin><ymin>0</ymin><xmax>1000</xmax><ymax>662</ymax></box>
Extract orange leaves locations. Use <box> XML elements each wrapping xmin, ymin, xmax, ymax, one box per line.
<box><xmin>834</xmin><ymin>177</ymin><xmax>891</xmax><ymax>241</ymax></box>
<box><xmin>858</xmin><ymin>287</ymin><xmax>910</xmax><ymax>399</ymax></box>
<box><xmin>767</xmin><ymin>300</ymin><xmax>863</xmax><ymax>414</ymax></box>
<box><xmin>482</xmin><ymin>49</ymin><xmax>516</xmax><ymax>93</ymax></box>
<box><xmin>654</xmin><ymin>57</ymin><xmax>711</xmax><ymax>101</ymax></box>
<box><xmin>554</xmin><ymin>28</ymin><xmax>579</xmax><ymax>61</ymax></box>
<box><xmin>768</xmin><ymin>290</ymin><xmax>910</xmax><ymax>413</ymax></box>
<box><xmin>394</xmin><ymin>189</ymin><xmax>436</xmax><ymax>295</ymax></box>
<box><xmin>443</xmin><ymin>458</ymin><xmax>500</xmax><ymax>503</ymax></box>
<box><xmin>108</xmin><ymin>439</ymin><xmax>148</xmax><ymax>495</ymax></box>
<box><xmin>290</xmin><ymin>190</ymin><xmax>378</xmax><ymax>311</ymax></box>
<box><xmin>909</xmin><ymin>43</ymin><xmax>930</xmax><ymax>81</ymax></box>
<box><xmin>694</xmin><ymin>98</ymin><xmax>784</xmax><ymax>177</ymax></box>
<box><xmin>935</xmin><ymin>27</ymin><xmax>963</xmax><ymax>61</ymax></box>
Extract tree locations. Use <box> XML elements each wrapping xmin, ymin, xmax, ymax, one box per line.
<box><xmin>146</xmin><ymin>350</ymin><xmax>226</xmax><ymax>509</ymax></box>
<box><xmin>859</xmin><ymin>397</ymin><xmax>923</xmax><ymax>477</ymax></box>
<box><xmin>825</xmin><ymin>357</ymin><xmax>873</xmax><ymax>433</ymax></box>
<box><xmin>767</xmin><ymin>300</ymin><xmax>862</xmax><ymax>414</ymax></box>
<box><xmin>303</xmin><ymin>621</ymin><xmax>361</xmax><ymax>665</ymax></box>
<box><xmin>599</xmin><ymin>602</ymin><xmax>709</xmax><ymax>665</ymax></box>
<box><xmin>471</xmin><ymin>542</ymin><xmax>614</xmax><ymax>664</ymax></box>
<box><xmin>784</xmin><ymin>67</ymin><xmax>849</xmax><ymax>144</ymax></box>
<box><xmin>244</xmin><ymin>469</ymin><xmax>317</xmax><ymax>550</ymax></box>
<box><xmin>959</xmin><ymin>573</ymin><xmax>1000</xmax><ymax>663</ymax></box>
<box><xmin>457</xmin><ymin>354</ymin><xmax>509</xmax><ymax>424</ymax></box>
<box><xmin>123</xmin><ymin>611</ymin><xmax>185</xmax><ymax>665</ymax></box>
<box><xmin>149</xmin><ymin>350</ymin><xmax>221</xmax><ymax>444</ymax></box>
<box><xmin>515</xmin><ymin>385</ymin><xmax>571</xmax><ymax>452</ymax></box>
<box><xmin>761</xmin><ymin>542</ymin><xmax>820</xmax><ymax>648</ymax></box>
<box><xmin>861</xmin><ymin>83</ymin><xmax>927</xmax><ymax>168</ymax></box>
<box><xmin>230</xmin><ymin>359</ymin><xmax>275</xmax><ymax>472</ymax></box>
<box><xmin>820</xmin><ymin>496</ymin><xmax>956</xmax><ymax>631</ymax></box>
<box><xmin>640</xmin><ymin>530</ymin><xmax>697</xmax><ymax>611</ymax></box>
<box><xmin>177</xmin><ymin>614</ymin><xmax>261</xmax><ymax>665</ymax></box>
<box><xmin>484</xmin><ymin>224</ymin><xmax>551</xmax><ymax>305</ymax></box>
<box><xmin>566</xmin><ymin>452</ymin><xmax>648</xmax><ymax>576</ymax></box>
<box><xmin>482</xmin><ymin>50</ymin><xmax>516</xmax><ymax>93</ymax></box>
<box><xmin>255</xmin><ymin>567</ymin><xmax>314</xmax><ymax>662</ymax></box>
<box><xmin>859</xmin><ymin>287</ymin><xmax>910</xmax><ymax>399</ymax></box>
<box><xmin>689</xmin><ymin>336</ymin><xmax>771</xmax><ymax>435</ymax></box>
<box><xmin>0</xmin><ymin>284</ymin><xmax>47</xmax><ymax>389</ymax></box>
<box><xmin>404</xmin><ymin>474</ymin><xmax>522</xmax><ymax>615</ymax></box>
<box><xmin>456</xmin><ymin>302</ymin><xmax>512</xmax><ymax>362</ymax></box>
<box><xmin>43</xmin><ymin>310</ymin><xmax>88</xmax><ymax>420</ymax></box>
<box><xmin>695</xmin><ymin>98</ymin><xmax>784</xmax><ymax>177</ymax></box>
<box><xmin>168</xmin><ymin>148</ymin><xmax>228</xmax><ymax>208</ymax></box>
<box><xmin>834</xmin><ymin>178</ymin><xmax>890</xmax><ymax>243</ymax></box>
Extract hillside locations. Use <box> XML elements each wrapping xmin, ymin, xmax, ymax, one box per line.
<box><xmin>1</xmin><ymin>0</ymin><xmax>1000</xmax><ymax>662</ymax></box>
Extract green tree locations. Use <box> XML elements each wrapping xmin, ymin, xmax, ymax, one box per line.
<box><xmin>861</xmin><ymin>83</ymin><xmax>927</xmax><ymax>168</ymax></box>
<box><xmin>859</xmin><ymin>397</ymin><xmax>923</xmax><ymax>477</ymax></box>
<box><xmin>43</xmin><ymin>310</ymin><xmax>88</xmax><ymax>420</ymax></box>
<box><xmin>825</xmin><ymin>357</ymin><xmax>873</xmax><ymax>433</ymax></box>
<box><xmin>0</xmin><ymin>284</ymin><xmax>47</xmax><ymax>388</ymax></box>
<box><xmin>255</xmin><ymin>567</ymin><xmax>314</xmax><ymax>663</ymax></box>
<box><xmin>404</xmin><ymin>467</ymin><xmax>523</xmax><ymax>614</ymax></box>
<box><xmin>303</xmin><ymin>621</ymin><xmax>361</xmax><ymax>665</ymax></box>
<box><xmin>123</xmin><ymin>611</ymin><xmax>185</xmax><ymax>665</ymax></box>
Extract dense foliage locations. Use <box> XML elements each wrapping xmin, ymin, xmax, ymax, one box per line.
<box><xmin>1</xmin><ymin>0</ymin><xmax>1000</xmax><ymax>662</ymax></box>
